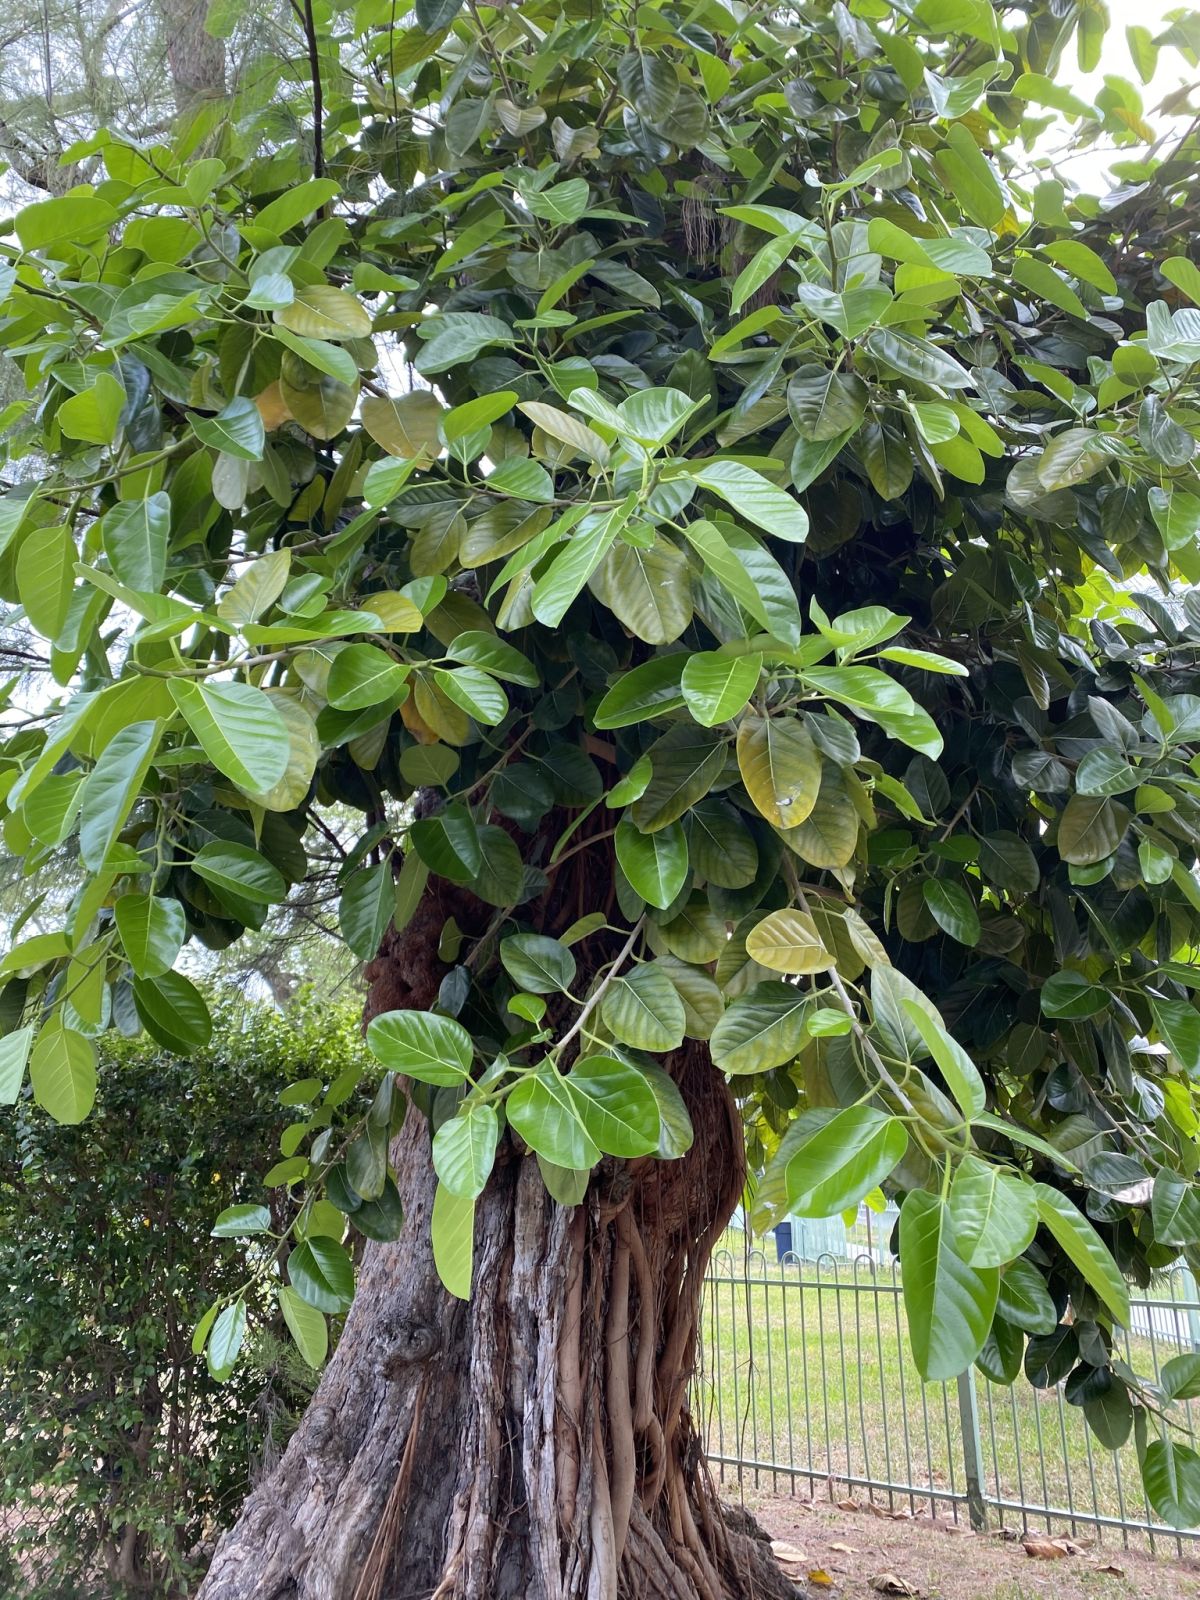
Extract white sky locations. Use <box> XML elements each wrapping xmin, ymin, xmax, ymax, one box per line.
<box><xmin>1059</xmin><ymin>0</ymin><xmax>1197</xmax><ymax>188</ymax></box>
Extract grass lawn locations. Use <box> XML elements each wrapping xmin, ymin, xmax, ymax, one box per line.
<box><xmin>697</xmin><ymin>1237</ymin><xmax>1200</xmax><ymax>1553</ymax></box>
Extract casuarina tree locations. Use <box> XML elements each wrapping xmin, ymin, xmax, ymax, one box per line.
<box><xmin>4</xmin><ymin>0</ymin><xmax>1200</xmax><ymax>1595</ymax></box>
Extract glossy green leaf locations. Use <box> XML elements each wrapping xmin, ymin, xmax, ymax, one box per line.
<box><xmin>433</xmin><ymin>1102</ymin><xmax>501</xmax><ymax>1198</ymax></box>
<box><xmin>114</xmin><ymin>893</ymin><xmax>186</xmax><ymax>978</ymax></box>
<box><xmin>366</xmin><ymin>1009</ymin><xmax>473</xmax><ymax>1084</ymax></box>
<box><xmin>1034</xmin><ymin>1184</ymin><xmax>1130</xmax><ymax>1326</ymax></box>
<box><xmin>29</xmin><ymin>1026</ymin><xmax>97</xmax><ymax>1124</ymax></box>
<box><xmin>614</xmin><ymin>817</ymin><xmax>688</xmax><ymax>909</ymax></box>
<box><xmin>901</xmin><ymin>1190</ymin><xmax>999</xmax><ymax>1382</ymax></box>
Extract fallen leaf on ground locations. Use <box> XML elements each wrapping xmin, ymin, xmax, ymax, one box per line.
<box><xmin>1096</xmin><ymin>1563</ymin><xmax>1126</xmax><ymax>1576</ymax></box>
<box><xmin>808</xmin><ymin>1569</ymin><xmax>835</xmax><ymax>1587</ymax></box>
<box><xmin>836</xmin><ymin>1498</ymin><xmax>859</xmax><ymax>1511</ymax></box>
<box><xmin>870</xmin><ymin>1575</ymin><xmax>920</xmax><ymax>1597</ymax></box>
<box><xmin>1022</xmin><ymin>1537</ymin><xmax>1075</xmax><ymax>1560</ymax></box>
<box><xmin>829</xmin><ymin>1542</ymin><xmax>857</xmax><ymax>1554</ymax></box>
<box><xmin>770</xmin><ymin>1540</ymin><xmax>807</xmax><ymax>1573</ymax></box>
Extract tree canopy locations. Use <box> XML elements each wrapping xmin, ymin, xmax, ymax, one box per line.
<box><xmin>5</xmin><ymin>0</ymin><xmax>1200</xmax><ymax>1536</ymax></box>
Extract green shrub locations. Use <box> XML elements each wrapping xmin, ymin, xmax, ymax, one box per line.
<box><xmin>0</xmin><ymin>989</ymin><xmax>365</xmax><ymax>1598</ymax></box>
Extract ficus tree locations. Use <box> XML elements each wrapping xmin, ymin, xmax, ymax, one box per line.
<box><xmin>4</xmin><ymin>0</ymin><xmax>1200</xmax><ymax>1595</ymax></box>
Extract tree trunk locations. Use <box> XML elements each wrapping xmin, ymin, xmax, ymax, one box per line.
<box><xmin>156</xmin><ymin>0</ymin><xmax>226</xmax><ymax>110</ymax></box>
<box><xmin>198</xmin><ymin>936</ymin><xmax>796</xmax><ymax>1600</ymax></box>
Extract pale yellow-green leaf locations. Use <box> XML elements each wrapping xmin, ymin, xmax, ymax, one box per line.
<box><xmin>736</xmin><ymin>713</ymin><xmax>821</xmax><ymax>829</ymax></box>
<box><xmin>745</xmin><ymin>909</ymin><xmax>836</xmax><ymax>975</ymax></box>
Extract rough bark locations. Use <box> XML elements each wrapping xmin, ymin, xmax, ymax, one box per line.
<box><xmin>198</xmin><ymin>903</ymin><xmax>798</xmax><ymax>1600</ymax></box>
<box><xmin>155</xmin><ymin>0</ymin><xmax>226</xmax><ymax>109</ymax></box>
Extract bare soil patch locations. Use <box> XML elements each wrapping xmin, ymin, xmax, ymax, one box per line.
<box><xmin>740</xmin><ymin>1491</ymin><xmax>1200</xmax><ymax>1600</ymax></box>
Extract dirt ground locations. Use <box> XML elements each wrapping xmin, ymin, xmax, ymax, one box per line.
<box><xmin>739</xmin><ymin>1490</ymin><xmax>1200</xmax><ymax>1600</ymax></box>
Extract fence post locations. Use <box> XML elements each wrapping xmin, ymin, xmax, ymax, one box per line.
<box><xmin>955</xmin><ymin>1368</ymin><xmax>988</xmax><ymax>1531</ymax></box>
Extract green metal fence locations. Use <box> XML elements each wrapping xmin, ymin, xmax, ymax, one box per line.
<box><xmin>698</xmin><ymin>1244</ymin><xmax>1200</xmax><ymax>1554</ymax></box>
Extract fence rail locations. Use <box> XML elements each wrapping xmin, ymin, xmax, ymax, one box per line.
<box><xmin>697</xmin><ymin>1245</ymin><xmax>1200</xmax><ymax>1555</ymax></box>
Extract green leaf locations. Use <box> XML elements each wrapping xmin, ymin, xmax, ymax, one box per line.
<box><xmin>1151</xmin><ymin>1172</ymin><xmax>1200</xmax><ymax>1247</ymax></box>
<box><xmin>500</xmin><ymin>933</ymin><xmax>576</xmax><ymax>994</ymax></box>
<box><xmin>948</xmin><ymin>1157</ymin><xmax>1038</xmax><ymax>1268</ymax></box>
<box><xmin>736</xmin><ymin>713</ymin><xmax>821</xmax><ymax>829</ymax></box>
<box><xmin>508</xmin><ymin>1065</ymin><xmax>600</xmax><ymax>1169</ymax></box>
<box><xmin>254</xmin><ymin>179</ymin><xmax>341</xmax><ymax>235</ymax></box>
<box><xmin>132</xmin><ymin>971</ymin><xmax>213</xmax><ymax>1052</ymax></box>
<box><xmin>901</xmin><ymin>1190</ymin><xmax>999</xmax><ymax>1382</ymax></box>
<box><xmin>212</xmin><ymin>1204</ymin><xmax>272</xmax><ymax>1237</ymax></box>
<box><xmin>114</xmin><ymin>893</ymin><xmax>186</xmax><ymax>978</ymax></box>
<box><xmin>446</xmin><ymin>630</ymin><xmax>538</xmax><ymax>686</ymax></box>
<box><xmin>366</xmin><ymin>1009</ymin><xmax>473</xmax><ymax>1084</ymax></box>
<box><xmin>1011</xmin><ymin>71</ymin><xmax>1097</xmax><ymax>120</ymax></box>
<box><xmin>58</xmin><ymin>372</ymin><xmax>125</xmax><ymax>444</ymax></box>
<box><xmin>1162</xmin><ymin>1353</ymin><xmax>1200</xmax><ymax>1402</ymax></box>
<box><xmin>921</xmin><ymin>878</ymin><xmax>980</xmax><ymax>947</ymax></box>
<box><xmin>217</xmin><ymin>549</ymin><xmax>292</xmax><ymax>625</ymax></box>
<box><xmin>191</xmin><ymin>398</ymin><xmax>266</xmax><ymax>460</ymax></box>
<box><xmin>17</xmin><ymin>524</ymin><xmax>75</xmax><ymax>638</ymax></box>
<box><xmin>569</xmin><ymin>1055</ymin><xmax>660</xmax><ymax>1158</ymax></box>
<box><xmin>79</xmin><ymin>719</ymin><xmax>161</xmax><ymax>870</ymax></box>
<box><xmin>434</xmin><ymin>666</ymin><xmax>508</xmax><ymax>726</ymax></box>
<box><xmin>616</xmin><ymin>50</ymin><xmax>680</xmax><ymax>123</ymax></box>
<box><xmin>900</xmin><ymin>1000</ymin><xmax>986</xmax><ymax>1121</ymax></box>
<box><xmin>101</xmin><ymin>493</ymin><xmax>171</xmax><ymax>592</ymax></box>
<box><xmin>1161</xmin><ymin>256</ymin><xmax>1200</xmax><ymax>308</ymax></box>
<box><xmin>327</xmin><ymin>644</ymin><xmax>408</xmax><ymax>710</ymax></box>
<box><xmin>773</xmin><ymin>1106</ymin><xmax>908</xmax><ymax>1219</ymax></box>
<box><xmin>745</xmin><ymin>909</ymin><xmax>835</xmax><ymax>975</ymax></box>
<box><xmin>0</xmin><ymin>1026</ymin><xmax>34</xmax><ymax>1105</ymax></box>
<box><xmin>433</xmin><ymin>1102</ymin><xmax>501</xmax><ymax>1198</ymax></box>
<box><xmin>276</xmin><ymin>285</ymin><xmax>372</xmax><ymax>340</ymax></box>
<box><xmin>415</xmin><ymin>312</ymin><xmax>514</xmax><ymax>374</ymax></box>
<box><xmin>593</xmin><ymin>655</ymin><xmax>686</xmax><ymax>729</ymax></box>
<box><xmin>731</xmin><ymin>231</ymin><xmax>802</xmax><ymax>313</ymax></box>
<box><xmin>432</xmin><ymin>1182</ymin><xmax>475</xmax><ymax>1299</ymax></box>
<box><xmin>997</xmin><ymin>1257</ymin><xmax>1058</xmax><ymax>1335</ymax></box>
<box><xmin>1040</xmin><ymin>970</ymin><xmax>1108</xmax><ymax>1020</ymax></box>
<box><xmin>1142</xmin><ymin>1438</ymin><xmax>1200</xmax><ymax>1531</ymax></box>
<box><xmin>193</xmin><ymin>840</ymin><xmax>287</xmax><ymax>906</ymax></box>
<box><xmin>207</xmin><ymin>1300</ymin><xmax>247</xmax><ymax>1379</ymax></box>
<box><xmin>630</xmin><ymin>724</ymin><xmax>727</xmax><ymax>832</ymax></box>
<box><xmin>787</xmin><ymin>366</ymin><xmax>868</xmax><ymax>441</ymax></box>
<box><xmin>1057</xmin><ymin>794</ymin><xmax>1127</xmax><ymax>866</ymax></box>
<box><xmin>530</xmin><ymin>511</ymin><xmax>622</xmax><ymax>628</ymax></box>
<box><xmin>29</xmin><ymin>1026</ymin><xmax>97</xmax><ymax>1124</ymax></box>
<box><xmin>780</xmin><ymin>760</ymin><xmax>860</xmax><ymax>869</ymax></box>
<box><xmin>288</xmin><ymin>1237</ymin><xmax>355</xmax><ymax>1313</ymax></box>
<box><xmin>593</xmin><ymin>538</ymin><xmax>692</xmax><ymax>645</ymax></box>
<box><xmin>169</xmin><ymin>679</ymin><xmax>290</xmax><ymax>794</ymax></box>
<box><xmin>1150</xmin><ymin>998</ymin><xmax>1200</xmax><ymax>1073</ymax></box>
<box><xmin>339</xmin><ymin>862</ymin><xmax>394</xmax><ymax>960</ymax></box>
<box><xmin>864</xmin><ymin>328</ymin><xmax>972</xmax><ymax>390</ymax></box>
<box><xmin>681</xmin><ymin>652</ymin><xmax>761</xmax><ymax>727</ymax></box>
<box><xmin>16</xmin><ymin>193</ymin><xmax>119</xmax><ymax>251</ymax></box>
<box><xmin>601</xmin><ymin>963</ymin><xmax>686</xmax><ymax>1052</ymax></box>
<box><xmin>614</xmin><ymin>817</ymin><xmax>688</xmax><ymax>909</ymax></box>
<box><xmin>710</xmin><ymin>981</ymin><xmax>811</xmax><ymax>1075</ymax></box>
<box><xmin>410</xmin><ymin>805</ymin><xmax>481</xmax><ymax>883</ymax></box>
<box><xmin>1033</xmin><ymin>1184</ymin><xmax>1130</xmax><ymax>1326</ymax></box>
<box><xmin>690</xmin><ymin>462</ymin><xmax>809</xmax><ymax>542</ymax></box>
<box><xmin>938</xmin><ymin>123</ymin><xmax>1004</xmax><ymax>228</ymax></box>
<box><xmin>279</xmin><ymin>1285</ymin><xmax>329</xmax><ymax>1368</ymax></box>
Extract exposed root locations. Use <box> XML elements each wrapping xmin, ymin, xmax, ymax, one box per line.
<box><xmin>557</xmin><ymin>1209</ymin><xmax>586</xmax><ymax>1532</ymax></box>
<box><xmin>587</xmin><ymin>1413</ymin><xmax>619</xmax><ymax>1600</ymax></box>
<box><xmin>606</xmin><ymin>1226</ymin><xmax>635</xmax><ymax>1561</ymax></box>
